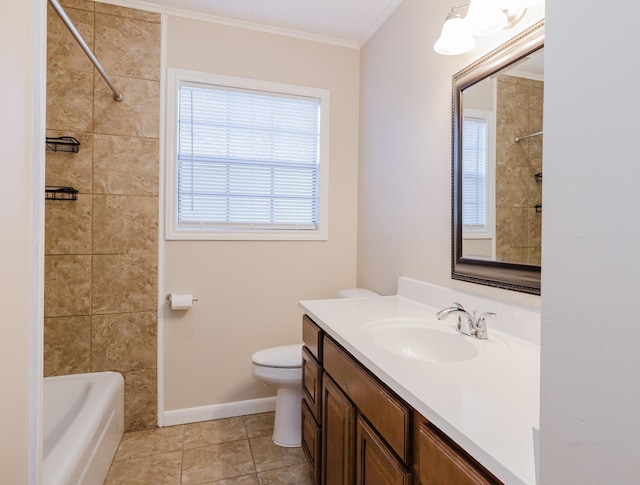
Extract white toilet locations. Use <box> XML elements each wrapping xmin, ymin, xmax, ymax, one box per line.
<box><xmin>250</xmin><ymin>288</ymin><xmax>380</xmax><ymax>447</ymax></box>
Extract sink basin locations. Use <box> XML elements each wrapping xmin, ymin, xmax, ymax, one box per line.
<box><xmin>364</xmin><ymin>319</ymin><xmax>479</xmax><ymax>363</ymax></box>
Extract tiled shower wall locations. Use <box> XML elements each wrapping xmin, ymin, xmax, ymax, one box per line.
<box><xmin>495</xmin><ymin>74</ymin><xmax>543</xmax><ymax>266</ymax></box>
<box><xmin>44</xmin><ymin>0</ymin><xmax>160</xmax><ymax>430</ymax></box>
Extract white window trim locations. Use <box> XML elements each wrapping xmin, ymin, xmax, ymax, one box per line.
<box><xmin>462</xmin><ymin>108</ymin><xmax>496</xmax><ymax>244</ymax></box>
<box><xmin>165</xmin><ymin>68</ymin><xmax>330</xmax><ymax>241</ymax></box>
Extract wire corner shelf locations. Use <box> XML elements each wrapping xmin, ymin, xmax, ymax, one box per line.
<box><xmin>46</xmin><ymin>136</ymin><xmax>80</xmax><ymax>153</ymax></box>
<box><xmin>45</xmin><ymin>186</ymin><xmax>78</xmax><ymax>201</ymax></box>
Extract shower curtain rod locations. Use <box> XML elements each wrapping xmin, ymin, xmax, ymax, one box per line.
<box><xmin>48</xmin><ymin>0</ymin><xmax>124</xmax><ymax>102</ymax></box>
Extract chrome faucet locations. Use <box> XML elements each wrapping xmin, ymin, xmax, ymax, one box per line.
<box><xmin>436</xmin><ymin>302</ymin><xmax>495</xmax><ymax>340</ymax></box>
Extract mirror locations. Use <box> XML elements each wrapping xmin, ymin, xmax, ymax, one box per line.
<box><xmin>452</xmin><ymin>21</ymin><xmax>544</xmax><ymax>295</ymax></box>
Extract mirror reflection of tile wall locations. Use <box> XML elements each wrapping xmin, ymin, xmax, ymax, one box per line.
<box><xmin>495</xmin><ymin>74</ymin><xmax>543</xmax><ymax>266</ymax></box>
<box><xmin>44</xmin><ymin>1</ymin><xmax>160</xmax><ymax>431</ymax></box>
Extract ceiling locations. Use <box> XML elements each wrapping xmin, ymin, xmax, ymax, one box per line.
<box><xmin>130</xmin><ymin>0</ymin><xmax>405</xmax><ymax>47</ymax></box>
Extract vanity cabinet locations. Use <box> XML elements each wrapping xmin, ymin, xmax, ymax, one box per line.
<box><xmin>301</xmin><ymin>314</ymin><xmax>503</xmax><ymax>485</ymax></box>
<box><xmin>413</xmin><ymin>415</ymin><xmax>501</xmax><ymax>485</ymax></box>
<box><xmin>302</xmin><ymin>316</ymin><xmax>324</xmax><ymax>483</ymax></box>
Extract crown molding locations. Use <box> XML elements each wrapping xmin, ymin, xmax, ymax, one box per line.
<box><xmin>94</xmin><ymin>0</ymin><xmax>360</xmax><ymax>49</ymax></box>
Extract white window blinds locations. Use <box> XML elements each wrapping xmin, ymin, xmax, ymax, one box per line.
<box><xmin>462</xmin><ymin>116</ymin><xmax>489</xmax><ymax>232</ymax></box>
<box><xmin>177</xmin><ymin>81</ymin><xmax>321</xmax><ymax>231</ymax></box>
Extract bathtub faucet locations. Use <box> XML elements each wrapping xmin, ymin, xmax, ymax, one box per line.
<box><xmin>436</xmin><ymin>302</ymin><xmax>495</xmax><ymax>339</ymax></box>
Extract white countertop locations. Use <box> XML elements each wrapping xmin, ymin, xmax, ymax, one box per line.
<box><xmin>299</xmin><ymin>282</ymin><xmax>540</xmax><ymax>485</ymax></box>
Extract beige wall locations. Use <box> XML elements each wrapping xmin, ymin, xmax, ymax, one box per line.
<box><xmin>357</xmin><ymin>0</ymin><xmax>543</xmax><ymax>308</ymax></box>
<box><xmin>44</xmin><ymin>1</ymin><xmax>160</xmax><ymax>431</ymax></box>
<box><xmin>163</xmin><ymin>17</ymin><xmax>360</xmax><ymax>410</ymax></box>
<box><xmin>541</xmin><ymin>0</ymin><xmax>640</xmax><ymax>481</ymax></box>
<box><xmin>0</xmin><ymin>1</ymin><xmax>42</xmax><ymax>481</ymax></box>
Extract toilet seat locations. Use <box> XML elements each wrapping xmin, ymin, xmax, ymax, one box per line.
<box><xmin>251</xmin><ymin>344</ymin><xmax>302</xmax><ymax>368</ymax></box>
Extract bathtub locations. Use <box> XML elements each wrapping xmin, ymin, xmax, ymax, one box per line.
<box><xmin>43</xmin><ymin>372</ymin><xmax>124</xmax><ymax>485</ymax></box>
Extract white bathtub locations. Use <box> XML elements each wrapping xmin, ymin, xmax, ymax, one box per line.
<box><xmin>43</xmin><ymin>372</ymin><xmax>124</xmax><ymax>485</ymax></box>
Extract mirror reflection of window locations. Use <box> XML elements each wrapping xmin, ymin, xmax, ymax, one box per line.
<box><xmin>463</xmin><ymin>115</ymin><xmax>488</xmax><ymax>233</ymax></box>
<box><xmin>462</xmin><ymin>109</ymin><xmax>495</xmax><ymax>260</ymax></box>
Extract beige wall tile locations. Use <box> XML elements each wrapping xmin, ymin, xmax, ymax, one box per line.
<box><xmin>93</xmin><ymin>134</ymin><xmax>159</xmax><ymax>195</ymax></box>
<box><xmin>47</xmin><ymin>5</ymin><xmax>94</xmax><ymax>73</ymax></box>
<box><xmin>60</xmin><ymin>0</ymin><xmax>94</xmax><ymax>11</ymax></box>
<box><xmin>94</xmin><ymin>76</ymin><xmax>159</xmax><ymax>138</ymax></box>
<box><xmin>497</xmin><ymin>78</ymin><xmax>528</xmax><ymax>126</ymax></box>
<box><xmin>92</xmin><ymin>195</ymin><xmax>158</xmax><ymax>254</ymax></box>
<box><xmin>44</xmin><ymin>316</ymin><xmax>91</xmax><ymax>376</ymax></box>
<box><xmin>95</xmin><ymin>3</ymin><xmax>161</xmax><ymax>23</ymax></box>
<box><xmin>46</xmin><ymin>68</ymin><xmax>93</xmax><ymax>133</ymax></box>
<box><xmin>45</xmin><ymin>194</ymin><xmax>91</xmax><ymax>255</ymax></box>
<box><xmin>44</xmin><ymin>255</ymin><xmax>91</xmax><ymax>317</ymax></box>
<box><xmin>92</xmin><ymin>311</ymin><xmax>157</xmax><ymax>372</ymax></box>
<box><xmin>45</xmin><ymin>2</ymin><xmax>160</xmax><ymax>435</ymax></box>
<box><xmin>95</xmin><ymin>13</ymin><xmax>160</xmax><ymax>81</ymax></box>
<box><xmin>45</xmin><ymin>131</ymin><xmax>93</xmax><ymax>193</ymax></box>
<box><xmin>123</xmin><ymin>368</ymin><xmax>157</xmax><ymax>430</ymax></box>
<box><xmin>92</xmin><ymin>254</ymin><xmax>157</xmax><ymax>314</ymax></box>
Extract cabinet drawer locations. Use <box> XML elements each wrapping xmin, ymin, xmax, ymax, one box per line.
<box><xmin>303</xmin><ymin>315</ymin><xmax>323</xmax><ymax>362</ymax></box>
<box><xmin>303</xmin><ymin>346</ymin><xmax>322</xmax><ymax>422</ymax></box>
<box><xmin>323</xmin><ymin>336</ymin><xmax>410</xmax><ymax>464</ymax></box>
<box><xmin>356</xmin><ymin>415</ymin><xmax>412</xmax><ymax>485</ymax></box>
<box><xmin>416</xmin><ymin>421</ymin><xmax>502</xmax><ymax>485</ymax></box>
<box><xmin>302</xmin><ymin>399</ymin><xmax>321</xmax><ymax>484</ymax></box>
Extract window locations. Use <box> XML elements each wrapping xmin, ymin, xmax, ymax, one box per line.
<box><xmin>462</xmin><ymin>112</ymin><xmax>490</xmax><ymax>234</ymax></box>
<box><xmin>166</xmin><ymin>70</ymin><xmax>330</xmax><ymax>240</ymax></box>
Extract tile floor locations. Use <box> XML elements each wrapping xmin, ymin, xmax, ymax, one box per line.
<box><xmin>105</xmin><ymin>412</ymin><xmax>314</xmax><ymax>484</ymax></box>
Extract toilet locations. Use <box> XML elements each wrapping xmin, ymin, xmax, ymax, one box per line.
<box><xmin>250</xmin><ymin>288</ymin><xmax>380</xmax><ymax>447</ymax></box>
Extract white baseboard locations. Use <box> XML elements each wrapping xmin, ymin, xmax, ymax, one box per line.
<box><xmin>162</xmin><ymin>396</ymin><xmax>276</xmax><ymax>427</ymax></box>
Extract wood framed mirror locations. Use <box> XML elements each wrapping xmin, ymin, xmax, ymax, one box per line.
<box><xmin>452</xmin><ymin>20</ymin><xmax>544</xmax><ymax>294</ymax></box>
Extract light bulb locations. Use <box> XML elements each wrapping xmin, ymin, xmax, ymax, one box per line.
<box><xmin>434</xmin><ymin>10</ymin><xmax>476</xmax><ymax>56</ymax></box>
<box><xmin>465</xmin><ymin>0</ymin><xmax>509</xmax><ymax>36</ymax></box>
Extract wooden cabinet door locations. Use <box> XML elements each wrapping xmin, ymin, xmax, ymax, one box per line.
<box><xmin>356</xmin><ymin>416</ymin><xmax>412</xmax><ymax>485</ymax></box>
<box><xmin>302</xmin><ymin>399</ymin><xmax>321</xmax><ymax>484</ymax></box>
<box><xmin>322</xmin><ymin>374</ymin><xmax>355</xmax><ymax>485</ymax></box>
<box><xmin>415</xmin><ymin>421</ymin><xmax>501</xmax><ymax>485</ymax></box>
<box><xmin>303</xmin><ymin>346</ymin><xmax>322</xmax><ymax>421</ymax></box>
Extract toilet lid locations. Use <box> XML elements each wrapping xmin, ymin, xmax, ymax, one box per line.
<box><xmin>251</xmin><ymin>344</ymin><xmax>303</xmax><ymax>368</ymax></box>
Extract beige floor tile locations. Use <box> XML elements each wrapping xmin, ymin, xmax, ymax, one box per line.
<box><xmin>182</xmin><ymin>440</ymin><xmax>255</xmax><ymax>484</ymax></box>
<box><xmin>257</xmin><ymin>463</ymin><xmax>314</xmax><ymax>485</ymax></box>
<box><xmin>243</xmin><ymin>412</ymin><xmax>275</xmax><ymax>439</ymax></box>
<box><xmin>249</xmin><ymin>436</ymin><xmax>306</xmax><ymax>473</ymax></box>
<box><xmin>105</xmin><ymin>450</ymin><xmax>182</xmax><ymax>485</ymax></box>
<box><xmin>202</xmin><ymin>474</ymin><xmax>259</xmax><ymax>485</ymax></box>
<box><xmin>115</xmin><ymin>425</ymin><xmax>184</xmax><ymax>461</ymax></box>
<box><xmin>184</xmin><ymin>417</ymin><xmax>247</xmax><ymax>449</ymax></box>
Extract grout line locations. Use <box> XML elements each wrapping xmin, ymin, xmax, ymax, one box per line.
<box><xmin>179</xmin><ymin>424</ymin><xmax>185</xmax><ymax>484</ymax></box>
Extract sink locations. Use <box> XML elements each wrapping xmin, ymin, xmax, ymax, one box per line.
<box><xmin>363</xmin><ymin>319</ymin><xmax>480</xmax><ymax>363</ymax></box>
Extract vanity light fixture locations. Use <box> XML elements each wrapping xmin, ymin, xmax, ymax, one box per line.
<box><xmin>434</xmin><ymin>0</ymin><xmax>542</xmax><ymax>55</ymax></box>
<box><xmin>434</xmin><ymin>6</ymin><xmax>476</xmax><ymax>55</ymax></box>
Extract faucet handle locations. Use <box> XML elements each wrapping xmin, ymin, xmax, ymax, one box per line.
<box><xmin>452</xmin><ymin>301</ymin><xmax>466</xmax><ymax>311</ymax></box>
<box><xmin>477</xmin><ymin>312</ymin><xmax>496</xmax><ymax>321</ymax></box>
<box><xmin>474</xmin><ymin>312</ymin><xmax>496</xmax><ymax>339</ymax></box>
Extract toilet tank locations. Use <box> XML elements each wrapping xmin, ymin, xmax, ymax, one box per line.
<box><xmin>336</xmin><ymin>288</ymin><xmax>380</xmax><ymax>299</ymax></box>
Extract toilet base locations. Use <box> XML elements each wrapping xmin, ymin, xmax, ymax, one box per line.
<box><xmin>272</xmin><ymin>387</ymin><xmax>302</xmax><ymax>447</ymax></box>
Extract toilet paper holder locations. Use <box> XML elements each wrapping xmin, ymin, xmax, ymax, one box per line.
<box><xmin>165</xmin><ymin>294</ymin><xmax>199</xmax><ymax>305</ymax></box>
